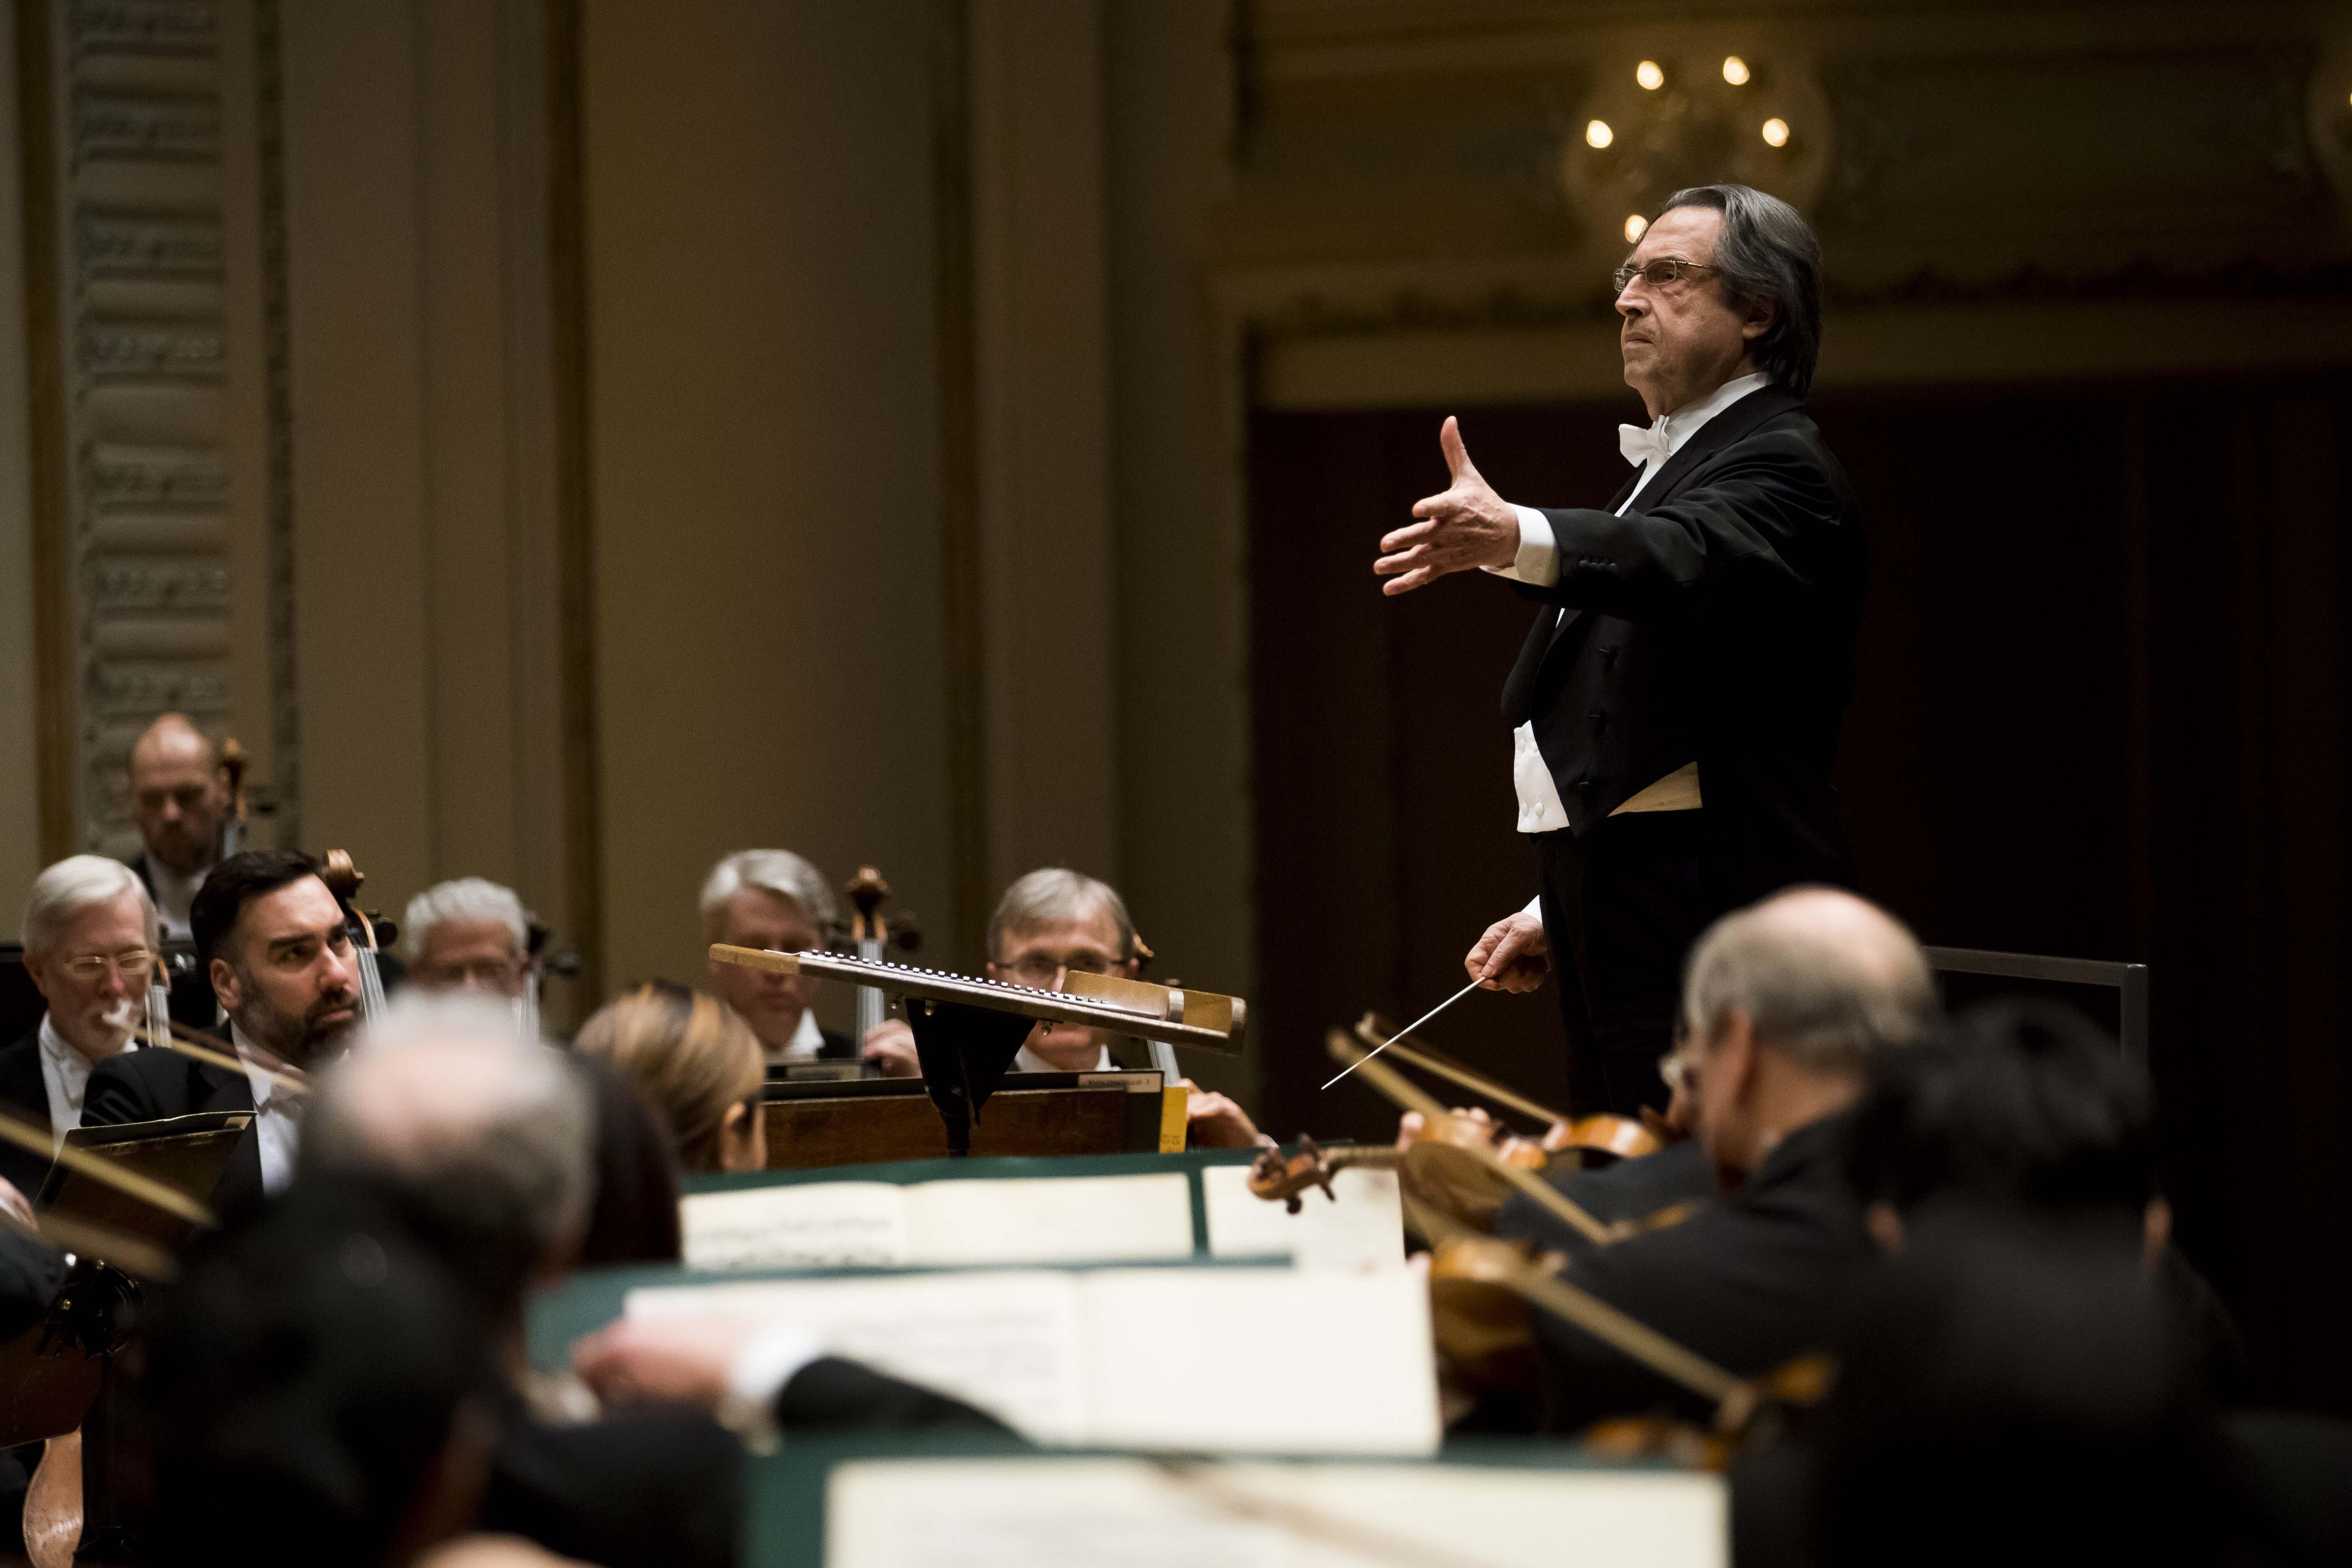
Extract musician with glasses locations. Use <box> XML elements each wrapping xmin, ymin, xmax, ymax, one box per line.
<box><xmin>1374</xmin><ymin>183</ymin><xmax>1866</xmax><ymax>1118</ymax></box>
<box><xmin>403</xmin><ymin>877</ymin><xmax>534</xmax><ymax>999</ymax></box>
<box><xmin>983</xmin><ymin>868</ymin><xmax>1261</xmax><ymax>1147</ymax></box>
<box><xmin>0</xmin><ymin>857</ymin><xmax>162</xmax><ymax>1202</ymax></box>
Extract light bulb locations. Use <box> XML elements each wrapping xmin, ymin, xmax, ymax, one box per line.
<box><xmin>1586</xmin><ymin>119</ymin><xmax>1614</xmax><ymax>149</ymax></box>
<box><xmin>1624</xmin><ymin>213</ymin><xmax>1649</xmax><ymax>243</ymax></box>
<box><xmin>1636</xmin><ymin>60</ymin><xmax>1664</xmax><ymax>90</ymax></box>
<box><xmin>1722</xmin><ymin>56</ymin><xmax>1750</xmax><ymax>86</ymax></box>
<box><xmin>1761</xmin><ymin>117</ymin><xmax>1790</xmax><ymax>148</ymax></box>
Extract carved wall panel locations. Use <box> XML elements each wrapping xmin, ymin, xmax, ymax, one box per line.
<box><xmin>22</xmin><ymin>0</ymin><xmax>288</xmax><ymax>856</ymax></box>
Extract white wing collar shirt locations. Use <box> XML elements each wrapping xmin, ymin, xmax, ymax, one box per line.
<box><xmin>231</xmin><ymin>1022</ymin><xmax>305</xmax><ymax>1196</ymax></box>
<box><xmin>1489</xmin><ymin>371</ymin><xmax>1770</xmax><ymax>839</ymax></box>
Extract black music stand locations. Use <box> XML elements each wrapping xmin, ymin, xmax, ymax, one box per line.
<box><xmin>1922</xmin><ymin>946</ymin><xmax>2150</xmax><ymax>1066</ymax></box>
<box><xmin>901</xmin><ymin>998</ymin><xmax>1036</xmax><ymax>1156</ymax></box>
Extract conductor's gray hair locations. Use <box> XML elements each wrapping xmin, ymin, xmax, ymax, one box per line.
<box><xmin>22</xmin><ymin>855</ymin><xmax>160</xmax><ymax>956</ymax></box>
<box><xmin>1680</xmin><ymin>888</ymin><xmax>1934</xmax><ymax>1075</ymax></box>
<box><xmin>304</xmin><ymin>994</ymin><xmax>593</xmax><ymax>1259</ymax></box>
<box><xmin>700</xmin><ymin>848</ymin><xmax>838</xmax><ymax>937</ymax></box>
<box><xmin>988</xmin><ymin>868</ymin><xmax>1137</xmax><ymax>963</ymax></box>
<box><xmin>1656</xmin><ymin>184</ymin><xmax>1823</xmax><ymax>397</ymax></box>
<box><xmin>400</xmin><ymin>877</ymin><xmax>528</xmax><ymax>960</ymax></box>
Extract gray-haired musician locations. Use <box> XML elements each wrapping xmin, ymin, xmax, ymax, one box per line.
<box><xmin>402</xmin><ymin>877</ymin><xmax>533</xmax><ymax>999</ymax></box>
<box><xmin>700</xmin><ymin>849</ymin><xmax>918</xmax><ymax>1076</ymax></box>
<box><xmin>984</xmin><ymin>867</ymin><xmax>1260</xmax><ymax>1148</ymax></box>
<box><xmin>0</xmin><ymin>856</ymin><xmax>160</xmax><ymax>1203</ymax></box>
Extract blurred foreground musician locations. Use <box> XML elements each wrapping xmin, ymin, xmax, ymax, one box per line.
<box><xmin>123</xmin><ymin>713</ymin><xmax>235</xmax><ymax>942</ymax></box>
<box><xmin>0</xmin><ymin>857</ymin><xmax>160</xmax><ymax>1200</ymax></box>
<box><xmin>985</xmin><ymin>867</ymin><xmax>1260</xmax><ymax>1148</ymax></box>
<box><xmin>83</xmin><ymin>850</ymin><xmax>364</xmax><ymax>1212</ymax></box>
<box><xmin>1382</xmin><ymin>186</ymin><xmax>1865</xmax><ymax>1117</ymax></box>
<box><xmin>1510</xmin><ymin>887</ymin><xmax>1932</xmax><ymax>1432</ymax></box>
<box><xmin>700</xmin><ymin>849</ymin><xmax>917</xmax><ymax>1075</ymax></box>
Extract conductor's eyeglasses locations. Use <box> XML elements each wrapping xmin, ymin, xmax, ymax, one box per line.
<box><xmin>1612</xmin><ymin>258</ymin><xmax>1718</xmax><ymax>294</ymax></box>
<box><xmin>60</xmin><ymin>948</ymin><xmax>156</xmax><ymax>983</ymax></box>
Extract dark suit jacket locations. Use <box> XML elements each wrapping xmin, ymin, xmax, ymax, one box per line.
<box><xmin>81</xmin><ymin>1042</ymin><xmax>261</xmax><ymax>1220</ymax></box>
<box><xmin>1501</xmin><ymin>383</ymin><xmax>1864</xmax><ymax>906</ymax></box>
<box><xmin>1492</xmin><ymin>1136</ymin><xmax>1716</xmax><ymax>1258</ymax></box>
<box><xmin>0</xmin><ymin>1027</ymin><xmax>53</xmax><ymax>1199</ymax></box>
<box><xmin>1531</xmin><ymin>1112</ymin><xmax>1870</xmax><ymax>1432</ymax></box>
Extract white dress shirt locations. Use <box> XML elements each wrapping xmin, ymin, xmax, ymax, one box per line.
<box><xmin>36</xmin><ymin>1014</ymin><xmax>99</xmax><ymax>1147</ymax></box>
<box><xmin>231</xmin><ymin>1022</ymin><xmax>303</xmax><ymax>1196</ymax></box>
<box><xmin>762</xmin><ymin>1008</ymin><xmax>828</xmax><ymax>1066</ymax></box>
<box><xmin>1490</xmin><ymin>372</ymin><xmax>1771</xmax><ymax>837</ymax></box>
<box><xmin>1012</xmin><ymin>1042</ymin><xmax>1112</xmax><ymax>1074</ymax></box>
<box><xmin>143</xmin><ymin>854</ymin><xmax>210</xmax><ymax>942</ymax></box>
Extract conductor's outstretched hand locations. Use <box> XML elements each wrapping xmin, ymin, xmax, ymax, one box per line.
<box><xmin>1375</xmin><ymin>416</ymin><xmax>1523</xmax><ymax>594</ymax></box>
<box><xmin>1465</xmin><ymin>909</ymin><xmax>1550</xmax><ymax>993</ymax></box>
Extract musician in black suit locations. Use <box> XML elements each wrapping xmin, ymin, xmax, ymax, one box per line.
<box><xmin>82</xmin><ymin>850</ymin><xmax>363</xmax><ymax>1217</ymax></box>
<box><xmin>1375</xmin><ymin>184</ymin><xmax>1864</xmax><ymax>1116</ymax></box>
<box><xmin>1510</xmin><ymin>888</ymin><xmax>1935</xmax><ymax>1434</ymax></box>
<box><xmin>120</xmin><ymin>713</ymin><xmax>234</xmax><ymax>943</ymax></box>
<box><xmin>699</xmin><ymin>848</ymin><xmax>920</xmax><ymax>1075</ymax></box>
<box><xmin>0</xmin><ymin>857</ymin><xmax>162</xmax><ymax>1199</ymax></box>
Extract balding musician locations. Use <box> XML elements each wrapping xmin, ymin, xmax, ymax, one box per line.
<box><xmin>1512</xmin><ymin>887</ymin><xmax>1936</xmax><ymax>1432</ymax></box>
<box><xmin>124</xmin><ymin>713</ymin><xmax>234</xmax><ymax>941</ymax></box>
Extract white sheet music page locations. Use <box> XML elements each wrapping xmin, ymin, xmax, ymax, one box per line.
<box><xmin>906</xmin><ymin>1172</ymin><xmax>1194</xmax><ymax>1266</ymax></box>
<box><xmin>1077</xmin><ymin>1267</ymin><xmax>1442</xmax><ymax>1456</ymax></box>
<box><xmin>1198</xmin><ymin>1162</ymin><xmax>1404</xmax><ymax>1272</ymax></box>
<box><xmin>626</xmin><ymin>1271</ymin><xmax>1090</xmax><ymax>1444</ymax></box>
<box><xmin>680</xmin><ymin>1182</ymin><xmax>910</xmax><ymax>1270</ymax></box>
<box><xmin>826</xmin><ymin>1457</ymin><xmax>1727</xmax><ymax>1568</ymax></box>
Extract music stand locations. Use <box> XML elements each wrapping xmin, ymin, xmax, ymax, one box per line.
<box><xmin>1921</xmin><ymin>946</ymin><xmax>2150</xmax><ymax>1067</ymax></box>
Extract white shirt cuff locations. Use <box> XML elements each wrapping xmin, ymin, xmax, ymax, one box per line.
<box><xmin>1482</xmin><ymin>504</ymin><xmax>1559</xmax><ymax>586</ymax></box>
<box><xmin>1521</xmin><ymin>893</ymin><xmax>1544</xmax><ymax>921</ymax></box>
<box><xmin>718</xmin><ymin>1325</ymin><xmax>826</xmax><ymax>1449</ymax></box>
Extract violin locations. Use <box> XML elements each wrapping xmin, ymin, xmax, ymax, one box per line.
<box><xmin>1351</xmin><ymin>1014</ymin><xmax>1665</xmax><ymax>1170</ymax></box>
<box><xmin>1415</xmin><ymin>1200</ymin><xmax>1830</xmax><ymax>1467</ymax></box>
<box><xmin>1247</xmin><ymin>1133</ymin><xmax>1404</xmax><ymax>1212</ymax></box>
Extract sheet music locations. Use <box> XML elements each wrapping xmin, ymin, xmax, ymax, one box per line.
<box><xmin>630</xmin><ymin>1265</ymin><xmax>1441</xmax><ymax>1456</ymax></box>
<box><xmin>681</xmin><ymin>1173</ymin><xmax>1194</xmax><ymax>1271</ymax></box>
<box><xmin>1198</xmin><ymin>1163</ymin><xmax>1404</xmax><ymax>1272</ymax></box>
<box><xmin>825</xmin><ymin>1458</ymin><xmax>1727</xmax><ymax>1568</ymax></box>
<box><xmin>1077</xmin><ymin>1267</ymin><xmax>1442</xmax><ymax>1457</ymax></box>
<box><xmin>682</xmin><ymin>1182</ymin><xmax>910</xmax><ymax>1270</ymax></box>
<box><xmin>906</xmin><ymin>1173</ymin><xmax>1193</xmax><ymax>1266</ymax></box>
<box><xmin>628</xmin><ymin>1272</ymin><xmax>1091</xmax><ymax>1443</ymax></box>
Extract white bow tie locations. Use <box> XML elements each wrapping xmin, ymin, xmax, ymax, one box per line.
<box><xmin>1619</xmin><ymin>421</ymin><xmax>1672</xmax><ymax>470</ymax></box>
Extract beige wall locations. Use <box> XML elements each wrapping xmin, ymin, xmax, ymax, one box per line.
<box><xmin>580</xmin><ymin>0</ymin><xmax>954</xmax><ymax>1020</ymax></box>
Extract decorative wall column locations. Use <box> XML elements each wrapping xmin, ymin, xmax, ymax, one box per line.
<box><xmin>16</xmin><ymin>0</ymin><xmax>291</xmax><ymax>858</ymax></box>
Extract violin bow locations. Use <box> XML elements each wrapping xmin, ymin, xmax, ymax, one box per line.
<box><xmin>128</xmin><ymin>1015</ymin><xmax>308</xmax><ymax>1100</ymax></box>
<box><xmin>1404</xmin><ymin>1188</ymin><xmax>1742</xmax><ymax>1413</ymax></box>
<box><xmin>1326</xmin><ymin>1029</ymin><xmax>1613</xmax><ymax>1247</ymax></box>
<box><xmin>1352</xmin><ymin>1013</ymin><xmax>1569</xmax><ymax>1129</ymax></box>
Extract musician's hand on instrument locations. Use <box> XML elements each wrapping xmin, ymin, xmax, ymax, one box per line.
<box><xmin>572</xmin><ymin>1313</ymin><xmax>760</xmax><ymax>1411</ymax></box>
<box><xmin>1466</xmin><ymin>911</ymin><xmax>1549</xmax><ymax>992</ymax></box>
<box><xmin>1374</xmin><ymin>416</ymin><xmax>1520</xmax><ymax>596</ymax></box>
<box><xmin>0</xmin><ymin>1178</ymin><xmax>29</xmax><ymax>1229</ymax></box>
<box><xmin>1180</xmin><ymin>1080</ymin><xmax>1260</xmax><ymax>1149</ymax></box>
<box><xmin>861</xmin><ymin>1019</ymin><xmax>920</xmax><ymax>1078</ymax></box>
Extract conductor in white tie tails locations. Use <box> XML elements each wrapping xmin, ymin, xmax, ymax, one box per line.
<box><xmin>1372</xmin><ymin>184</ymin><xmax>1867</xmax><ymax>1117</ymax></box>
